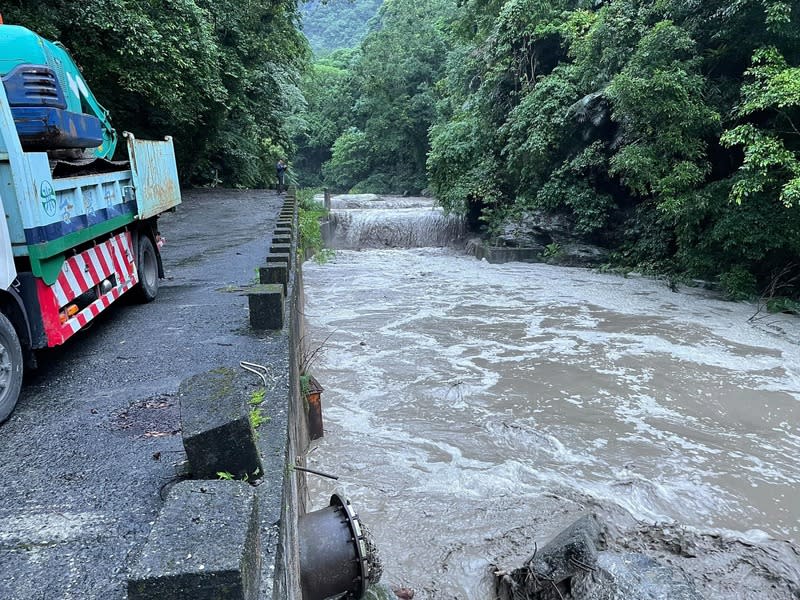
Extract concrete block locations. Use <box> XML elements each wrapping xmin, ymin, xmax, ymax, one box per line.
<box><xmin>127</xmin><ymin>480</ymin><xmax>260</xmax><ymax>600</ymax></box>
<box><xmin>179</xmin><ymin>369</ymin><xmax>263</xmax><ymax>480</ymax></box>
<box><xmin>477</xmin><ymin>245</ymin><xmax>543</xmax><ymax>264</ymax></box>
<box><xmin>247</xmin><ymin>283</ymin><xmax>284</xmax><ymax>330</ymax></box>
<box><xmin>271</xmin><ymin>234</ymin><xmax>290</xmax><ymax>246</ymax></box>
<box><xmin>266</xmin><ymin>252</ymin><xmax>291</xmax><ymax>265</ymax></box>
<box><xmin>274</xmin><ymin>227</ymin><xmax>292</xmax><ymax>238</ymax></box>
<box><xmin>259</xmin><ymin>262</ymin><xmax>288</xmax><ymax>293</ymax></box>
<box><xmin>269</xmin><ymin>243</ymin><xmax>291</xmax><ymax>255</ymax></box>
<box><xmin>276</xmin><ymin>220</ymin><xmax>292</xmax><ymax>229</ymax></box>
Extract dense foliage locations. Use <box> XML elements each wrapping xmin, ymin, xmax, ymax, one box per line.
<box><xmin>429</xmin><ymin>0</ymin><xmax>800</xmax><ymax>298</ymax></box>
<box><xmin>301</xmin><ymin>0</ymin><xmax>383</xmax><ymax>55</ymax></box>
<box><xmin>296</xmin><ymin>0</ymin><xmax>455</xmax><ymax>193</ymax></box>
<box><xmin>299</xmin><ymin>0</ymin><xmax>800</xmax><ymax>300</ymax></box>
<box><xmin>4</xmin><ymin>0</ymin><xmax>309</xmax><ymax>187</ymax></box>
<box><xmin>9</xmin><ymin>0</ymin><xmax>799</xmax><ymax>298</ymax></box>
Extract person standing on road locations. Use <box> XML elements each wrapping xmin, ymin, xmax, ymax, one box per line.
<box><xmin>276</xmin><ymin>159</ymin><xmax>287</xmax><ymax>193</ymax></box>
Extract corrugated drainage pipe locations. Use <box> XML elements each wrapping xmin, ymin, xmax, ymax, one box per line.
<box><xmin>299</xmin><ymin>494</ymin><xmax>371</xmax><ymax>600</ymax></box>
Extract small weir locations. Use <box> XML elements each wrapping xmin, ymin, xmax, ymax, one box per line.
<box><xmin>304</xmin><ymin>195</ymin><xmax>800</xmax><ymax>599</ymax></box>
<box><xmin>321</xmin><ymin>194</ymin><xmax>465</xmax><ymax>249</ymax></box>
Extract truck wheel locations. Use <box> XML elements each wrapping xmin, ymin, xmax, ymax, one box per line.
<box><xmin>134</xmin><ymin>235</ymin><xmax>159</xmax><ymax>303</ymax></box>
<box><xmin>0</xmin><ymin>312</ymin><xmax>24</xmax><ymax>424</ymax></box>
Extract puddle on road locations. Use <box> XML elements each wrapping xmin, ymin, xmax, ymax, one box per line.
<box><xmin>108</xmin><ymin>394</ymin><xmax>180</xmax><ymax>438</ymax></box>
<box><xmin>303</xmin><ymin>248</ymin><xmax>800</xmax><ymax>598</ymax></box>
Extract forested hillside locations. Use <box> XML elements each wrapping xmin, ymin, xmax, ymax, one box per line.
<box><xmin>4</xmin><ymin>0</ymin><xmax>799</xmax><ymax>302</ymax></box>
<box><xmin>301</xmin><ymin>0</ymin><xmax>383</xmax><ymax>55</ymax></box>
<box><xmin>298</xmin><ymin>0</ymin><xmax>800</xmax><ymax>303</ymax></box>
<box><xmin>295</xmin><ymin>0</ymin><xmax>454</xmax><ymax>192</ymax></box>
<box><xmin>4</xmin><ymin>0</ymin><xmax>309</xmax><ymax>188</ymax></box>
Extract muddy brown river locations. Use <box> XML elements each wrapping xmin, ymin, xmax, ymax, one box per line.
<box><xmin>303</xmin><ymin>199</ymin><xmax>800</xmax><ymax>599</ymax></box>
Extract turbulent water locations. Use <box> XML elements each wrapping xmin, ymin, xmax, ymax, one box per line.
<box><xmin>321</xmin><ymin>194</ymin><xmax>466</xmax><ymax>249</ymax></box>
<box><xmin>303</xmin><ymin>200</ymin><xmax>800</xmax><ymax>599</ymax></box>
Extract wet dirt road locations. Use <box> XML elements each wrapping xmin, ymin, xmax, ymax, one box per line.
<box><xmin>303</xmin><ymin>246</ymin><xmax>800</xmax><ymax>599</ymax></box>
<box><xmin>0</xmin><ymin>189</ymin><xmax>282</xmax><ymax>600</ymax></box>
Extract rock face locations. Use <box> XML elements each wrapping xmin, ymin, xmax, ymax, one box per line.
<box><xmin>493</xmin><ymin>515</ymin><xmax>705</xmax><ymax>600</ymax></box>
<box><xmin>497</xmin><ymin>211</ymin><xmax>573</xmax><ymax>249</ymax></box>
<box><xmin>471</xmin><ymin>210</ymin><xmax>610</xmax><ymax>267</ymax></box>
<box><xmin>475</xmin><ymin>211</ymin><xmax>609</xmax><ymax>267</ymax></box>
<box><xmin>557</xmin><ymin>242</ymin><xmax>610</xmax><ymax>267</ymax></box>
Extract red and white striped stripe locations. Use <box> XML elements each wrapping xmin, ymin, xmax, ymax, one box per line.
<box><xmin>37</xmin><ymin>231</ymin><xmax>140</xmax><ymax>346</ymax></box>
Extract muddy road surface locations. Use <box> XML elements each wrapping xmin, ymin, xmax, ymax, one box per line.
<box><xmin>0</xmin><ymin>189</ymin><xmax>282</xmax><ymax>600</ymax></box>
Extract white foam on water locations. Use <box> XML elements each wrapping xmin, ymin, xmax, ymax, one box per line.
<box><xmin>326</xmin><ymin>208</ymin><xmax>466</xmax><ymax>249</ymax></box>
<box><xmin>325</xmin><ymin>194</ymin><xmax>439</xmax><ymax>209</ymax></box>
<box><xmin>303</xmin><ymin>246</ymin><xmax>800</xmax><ymax>597</ymax></box>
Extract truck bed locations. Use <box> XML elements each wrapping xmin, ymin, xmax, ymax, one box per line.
<box><xmin>1</xmin><ymin>128</ymin><xmax>180</xmax><ymax>284</ymax></box>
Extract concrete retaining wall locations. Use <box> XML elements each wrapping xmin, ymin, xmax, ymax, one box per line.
<box><xmin>270</xmin><ymin>240</ymin><xmax>311</xmax><ymax>599</ymax></box>
<box><xmin>129</xmin><ymin>192</ymin><xmax>319</xmax><ymax>600</ymax></box>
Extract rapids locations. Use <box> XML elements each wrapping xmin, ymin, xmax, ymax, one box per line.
<box><xmin>302</xmin><ymin>199</ymin><xmax>800</xmax><ymax>599</ymax></box>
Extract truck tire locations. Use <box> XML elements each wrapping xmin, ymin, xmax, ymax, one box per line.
<box><xmin>133</xmin><ymin>235</ymin><xmax>159</xmax><ymax>303</ymax></box>
<box><xmin>0</xmin><ymin>312</ymin><xmax>24</xmax><ymax>424</ymax></box>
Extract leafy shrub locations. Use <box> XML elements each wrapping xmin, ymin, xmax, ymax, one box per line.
<box><xmin>719</xmin><ymin>267</ymin><xmax>758</xmax><ymax>301</ymax></box>
<box><xmin>298</xmin><ymin>189</ymin><xmax>334</xmax><ymax>263</ymax></box>
<box><xmin>767</xmin><ymin>297</ymin><xmax>800</xmax><ymax>314</ymax></box>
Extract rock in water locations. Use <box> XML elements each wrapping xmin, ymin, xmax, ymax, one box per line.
<box><xmin>493</xmin><ymin>514</ymin><xmax>604</xmax><ymax>600</ymax></box>
<box><xmin>492</xmin><ymin>515</ymin><xmax>705</xmax><ymax>600</ymax></box>
<box><xmin>573</xmin><ymin>552</ymin><xmax>704</xmax><ymax>600</ymax></box>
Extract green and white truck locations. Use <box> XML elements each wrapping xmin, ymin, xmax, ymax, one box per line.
<box><xmin>0</xmin><ymin>23</ymin><xmax>181</xmax><ymax>422</ymax></box>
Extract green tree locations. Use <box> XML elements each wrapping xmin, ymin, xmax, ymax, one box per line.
<box><xmin>298</xmin><ymin>0</ymin><xmax>456</xmax><ymax>193</ymax></box>
<box><xmin>5</xmin><ymin>0</ymin><xmax>309</xmax><ymax>187</ymax></box>
<box><xmin>300</xmin><ymin>0</ymin><xmax>383</xmax><ymax>55</ymax></box>
<box><xmin>722</xmin><ymin>47</ymin><xmax>800</xmax><ymax>207</ymax></box>
<box><xmin>294</xmin><ymin>50</ymin><xmax>359</xmax><ymax>186</ymax></box>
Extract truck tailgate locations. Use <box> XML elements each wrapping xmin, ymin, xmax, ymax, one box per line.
<box><xmin>126</xmin><ymin>132</ymin><xmax>182</xmax><ymax>220</ymax></box>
